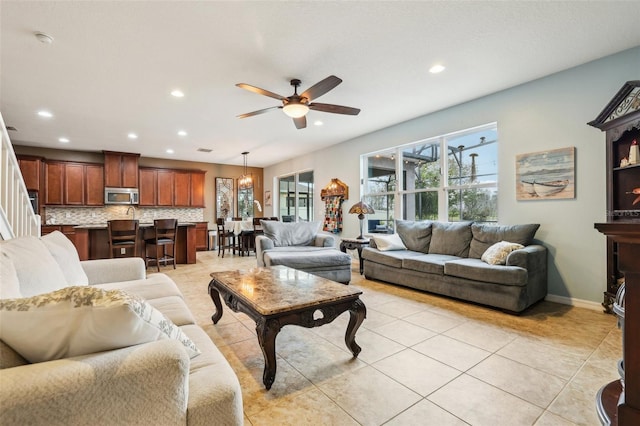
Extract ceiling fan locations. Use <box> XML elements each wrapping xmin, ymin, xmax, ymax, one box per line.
<box><xmin>236</xmin><ymin>75</ymin><xmax>360</xmax><ymax>129</ymax></box>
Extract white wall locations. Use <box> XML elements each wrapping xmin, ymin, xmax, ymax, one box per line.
<box><xmin>264</xmin><ymin>47</ymin><xmax>640</xmax><ymax>304</ymax></box>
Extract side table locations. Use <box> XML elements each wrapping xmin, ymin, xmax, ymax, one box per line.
<box><xmin>340</xmin><ymin>238</ymin><xmax>370</xmax><ymax>275</ymax></box>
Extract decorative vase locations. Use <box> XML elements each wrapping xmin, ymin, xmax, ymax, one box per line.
<box><xmin>629</xmin><ymin>140</ymin><xmax>639</xmax><ymax>165</ymax></box>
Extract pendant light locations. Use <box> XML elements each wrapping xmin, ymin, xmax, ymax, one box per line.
<box><xmin>238</xmin><ymin>152</ymin><xmax>253</xmax><ymax>189</ymax></box>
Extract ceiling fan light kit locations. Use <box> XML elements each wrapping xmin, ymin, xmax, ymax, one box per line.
<box><xmin>236</xmin><ymin>75</ymin><xmax>360</xmax><ymax>129</ymax></box>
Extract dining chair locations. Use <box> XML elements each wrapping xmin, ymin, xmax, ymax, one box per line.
<box><xmin>107</xmin><ymin>219</ymin><xmax>139</xmax><ymax>258</ymax></box>
<box><xmin>216</xmin><ymin>218</ymin><xmax>235</xmax><ymax>257</ymax></box>
<box><xmin>144</xmin><ymin>219</ymin><xmax>178</xmax><ymax>271</ymax></box>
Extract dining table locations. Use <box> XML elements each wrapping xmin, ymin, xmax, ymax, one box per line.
<box><xmin>224</xmin><ymin>219</ymin><xmax>254</xmax><ymax>255</ymax></box>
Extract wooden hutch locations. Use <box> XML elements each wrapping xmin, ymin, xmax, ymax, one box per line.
<box><xmin>590</xmin><ymin>80</ymin><xmax>640</xmax><ymax>426</ymax></box>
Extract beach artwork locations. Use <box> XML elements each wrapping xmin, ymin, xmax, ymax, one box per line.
<box><xmin>516</xmin><ymin>147</ymin><xmax>575</xmax><ymax>200</ymax></box>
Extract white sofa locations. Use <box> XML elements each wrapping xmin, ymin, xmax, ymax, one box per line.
<box><xmin>0</xmin><ymin>231</ymin><xmax>243</xmax><ymax>425</ymax></box>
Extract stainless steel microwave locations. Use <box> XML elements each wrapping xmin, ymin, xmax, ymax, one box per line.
<box><xmin>105</xmin><ymin>187</ymin><xmax>139</xmax><ymax>205</ymax></box>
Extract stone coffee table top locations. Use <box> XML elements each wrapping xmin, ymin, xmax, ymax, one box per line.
<box><xmin>210</xmin><ymin>265</ymin><xmax>363</xmax><ymax>316</ymax></box>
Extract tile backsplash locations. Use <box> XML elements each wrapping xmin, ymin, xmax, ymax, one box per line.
<box><xmin>44</xmin><ymin>206</ymin><xmax>204</xmax><ymax>225</ymax></box>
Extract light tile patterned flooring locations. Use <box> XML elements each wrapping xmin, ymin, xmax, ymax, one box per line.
<box><xmin>164</xmin><ymin>251</ymin><xmax>620</xmax><ymax>425</ymax></box>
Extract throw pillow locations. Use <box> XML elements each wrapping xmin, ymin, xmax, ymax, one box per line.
<box><xmin>261</xmin><ymin>220</ymin><xmax>321</xmax><ymax>247</ymax></box>
<box><xmin>395</xmin><ymin>220</ymin><xmax>432</xmax><ymax>253</ymax></box>
<box><xmin>481</xmin><ymin>241</ymin><xmax>525</xmax><ymax>265</ymax></box>
<box><xmin>372</xmin><ymin>233</ymin><xmax>407</xmax><ymax>251</ymax></box>
<box><xmin>0</xmin><ymin>252</ymin><xmax>21</xmax><ymax>299</ymax></box>
<box><xmin>0</xmin><ymin>286</ymin><xmax>200</xmax><ymax>363</ymax></box>
<box><xmin>41</xmin><ymin>231</ymin><xmax>89</xmax><ymax>286</ymax></box>
<box><xmin>469</xmin><ymin>223</ymin><xmax>540</xmax><ymax>259</ymax></box>
<box><xmin>428</xmin><ymin>221</ymin><xmax>473</xmax><ymax>257</ymax></box>
<box><xmin>0</xmin><ymin>235</ymin><xmax>68</xmax><ymax>297</ymax></box>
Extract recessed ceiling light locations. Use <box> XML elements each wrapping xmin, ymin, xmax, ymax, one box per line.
<box><xmin>166</xmin><ymin>149</ymin><xmax>174</xmax><ymax>154</ymax></box>
<box><xmin>429</xmin><ymin>64</ymin><xmax>446</xmax><ymax>74</ymax></box>
<box><xmin>171</xmin><ymin>90</ymin><xmax>185</xmax><ymax>98</ymax></box>
<box><xmin>37</xmin><ymin>110</ymin><xmax>53</xmax><ymax>118</ymax></box>
<box><xmin>34</xmin><ymin>32</ymin><xmax>54</xmax><ymax>44</ymax></box>
<box><xmin>127</xmin><ymin>132</ymin><xmax>138</xmax><ymax>139</ymax></box>
<box><xmin>58</xmin><ymin>137</ymin><xmax>70</xmax><ymax>143</ymax></box>
<box><xmin>314</xmin><ymin>120</ymin><xmax>323</xmax><ymax>126</ymax></box>
<box><xmin>177</xmin><ymin>130</ymin><xmax>187</xmax><ymax>136</ymax></box>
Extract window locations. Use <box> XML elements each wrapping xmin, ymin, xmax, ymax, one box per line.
<box><xmin>362</xmin><ymin>123</ymin><xmax>497</xmax><ymax>228</ymax></box>
<box><xmin>277</xmin><ymin>171</ymin><xmax>314</xmax><ymax>222</ymax></box>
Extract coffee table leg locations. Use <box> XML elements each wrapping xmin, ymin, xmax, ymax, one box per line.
<box><xmin>208</xmin><ymin>279</ymin><xmax>224</xmax><ymax>324</ymax></box>
<box><xmin>345</xmin><ymin>298</ymin><xmax>366</xmax><ymax>357</ymax></box>
<box><xmin>256</xmin><ymin>318</ymin><xmax>279</xmax><ymax>390</ymax></box>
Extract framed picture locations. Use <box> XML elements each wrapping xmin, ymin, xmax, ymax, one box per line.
<box><xmin>216</xmin><ymin>177</ymin><xmax>234</xmax><ymax>219</ymax></box>
<box><xmin>264</xmin><ymin>190</ymin><xmax>272</xmax><ymax>207</ymax></box>
<box><xmin>516</xmin><ymin>147</ymin><xmax>575</xmax><ymax>200</ymax></box>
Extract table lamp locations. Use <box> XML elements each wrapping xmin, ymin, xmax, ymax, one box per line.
<box><xmin>348</xmin><ymin>201</ymin><xmax>375</xmax><ymax>240</ymax></box>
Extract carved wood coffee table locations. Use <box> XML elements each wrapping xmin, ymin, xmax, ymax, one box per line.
<box><xmin>208</xmin><ymin>265</ymin><xmax>366</xmax><ymax>390</ymax></box>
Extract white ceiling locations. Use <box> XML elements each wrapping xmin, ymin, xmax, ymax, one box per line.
<box><xmin>2</xmin><ymin>1</ymin><xmax>639</xmax><ymax>168</ymax></box>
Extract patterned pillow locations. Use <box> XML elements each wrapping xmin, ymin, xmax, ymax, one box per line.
<box><xmin>0</xmin><ymin>286</ymin><xmax>200</xmax><ymax>363</ymax></box>
<box><xmin>372</xmin><ymin>234</ymin><xmax>407</xmax><ymax>251</ymax></box>
<box><xmin>481</xmin><ymin>241</ymin><xmax>525</xmax><ymax>265</ymax></box>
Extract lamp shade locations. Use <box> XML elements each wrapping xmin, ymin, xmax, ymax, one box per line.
<box><xmin>348</xmin><ymin>201</ymin><xmax>375</xmax><ymax>215</ymax></box>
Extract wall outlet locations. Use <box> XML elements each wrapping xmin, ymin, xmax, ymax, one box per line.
<box><xmin>120</xmin><ymin>248</ymin><xmax>126</xmax><ymax>255</ymax></box>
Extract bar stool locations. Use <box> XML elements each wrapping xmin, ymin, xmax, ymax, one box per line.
<box><xmin>107</xmin><ymin>220</ymin><xmax>139</xmax><ymax>258</ymax></box>
<box><xmin>144</xmin><ymin>219</ymin><xmax>178</xmax><ymax>271</ymax></box>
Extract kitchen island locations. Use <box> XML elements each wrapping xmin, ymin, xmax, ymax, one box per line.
<box><xmin>43</xmin><ymin>222</ymin><xmax>198</xmax><ymax>264</ymax></box>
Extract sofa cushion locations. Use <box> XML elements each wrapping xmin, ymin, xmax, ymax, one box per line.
<box><xmin>147</xmin><ymin>295</ymin><xmax>196</xmax><ymax>327</ymax></box>
<box><xmin>41</xmin><ymin>231</ymin><xmax>89</xmax><ymax>286</ymax></box>
<box><xmin>0</xmin><ymin>252</ymin><xmax>21</xmax><ymax>299</ymax></box>
<box><xmin>0</xmin><ymin>235</ymin><xmax>68</xmax><ymax>297</ymax></box>
<box><xmin>428</xmin><ymin>221</ymin><xmax>473</xmax><ymax>257</ymax></box>
<box><xmin>362</xmin><ymin>247</ymin><xmax>423</xmax><ymax>268</ymax></box>
<box><xmin>403</xmin><ymin>254</ymin><xmax>461</xmax><ymax>275</ymax></box>
<box><xmin>371</xmin><ymin>233</ymin><xmax>407</xmax><ymax>251</ymax></box>
<box><xmin>444</xmin><ymin>258</ymin><xmax>527</xmax><ymax>286</ymax></box>
<box><xmin>481</xmin><ymin>241</ymin><xmax>525</xmax><ymax>265</ymax></box>
<box><xmin>0</xmin><ymin>286</ymin><xmax>200</xmax><ymax>363</ymax></box>
<box><xmin>93</xmin><ymin>273</ymin><xmax>183</xmax><ymax>300</ymax></box>
<box><xmin>469</xmin><ymin>223</ymin><xmax>540</xmax><ymax>259</ymax></box>
<box><xmin>264</xmin><ymin>248</ymin><xmax>351</xmax><ymax>269</ymax></box>
<box><xmin>261</xmin><ymin>220</ymin><xmax>321</xmax><ymax>247</ymax></box>
<box><xmin>396</xmin><ymin>220</ymin><xmax>433</xmax><ymax>253</ymax></box>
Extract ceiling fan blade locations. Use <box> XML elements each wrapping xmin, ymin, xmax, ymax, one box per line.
<box><xmin>293</xmin><ymin>116</ymin><xmax>307</xmax><ymax>129</ymax></box>
<box><xmin>300</xmin><ymin>75</ymin><xmax>342</xmax><ymax>102</ymax></box>
<box><xmin>236</xmin><ymin>83</ymin><xmax>287</xmax><ymax>101</ymax></box>
<box><xmin>309</xmin><ymin>102</ymin><xmax>361</xmax><ymax>116</ymax></box>
<box><xmin>237</xmin><ymin>106</ymin><xmax>281</xmax><ymax>119</ymax></box>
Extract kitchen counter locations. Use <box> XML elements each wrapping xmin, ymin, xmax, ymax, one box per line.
<box><xmin>44</xmin><ymin>222</ymin><xmax>199</xmax><ymax>264</ymax></box>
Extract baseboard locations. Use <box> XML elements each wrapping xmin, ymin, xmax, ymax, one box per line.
<box><xmin>545</xmin><ymin>294</ymin><xmax>603</xmax><ymax>311</ymax></box>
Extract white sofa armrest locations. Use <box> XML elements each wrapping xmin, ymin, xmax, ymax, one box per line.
<box><xmin>314</xmin><ymin>233</ymin><xmax>336</xmax><ymax>247</ymax></box>
<box><xmin>0</xmin><ymin>340</ymin><xmax>189</xmax><ymax>425</ymax></box>
<box><xmin>255</xmin><ymin>235</ymin><xmax>274</xmax><ymax>267</ymax></box>
<box><xmin>81</xmin><ymin>257</ymin><xmax>146</xmax><ymax>285</ymax></box>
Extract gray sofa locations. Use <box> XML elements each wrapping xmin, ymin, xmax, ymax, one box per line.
<box><xmin>362</xmin><ymin>220</ymin><xmax>547</xmax><ymax>313</ymax></box>
<box><xmin>255</xmin><ymin>220</ymin><xmax>352</xmax><ymax>284</ymax></box>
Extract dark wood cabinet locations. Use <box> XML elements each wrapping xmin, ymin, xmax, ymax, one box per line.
<box><xmin>174</xmin><ymin>171</ymin><xmax>191</xmax><ymax>206</ymax></box>
<box><xmin>44</xmin><ymin>160</ymin><xmax>104</xmax><ymax>206</ymax></box>
<box><xmin>157</xmin><ymin>169</ymin><xmax>174</xmax><ymax>206</ymax></box>
<box><xmin>195</xmin><ymin>221</ymin><xmax>208</xmax><ymax>251</ymax></box>
<box><xmin>64</xmin><ymin>163</ymin><xmax>85</xmax><ymax>205</ymax></box>
<box><xmin>139</xmin><ymin>168</ymin><xmax>158</xmax><ymax>206</ymax></box>
<box><xmin>17</xmin><ymin>156</ymin><xmax>43</xmax><ymax>191</ymax></box>
<box><xmin>590</xmin><ymin>80</ymin><xmax>640</xmax><ymax>426</ymax></box>
<box><xmin>139</xmin><ymin>167</ymin><xmax>206</xmax><ymax>207</ymax></box>
<box><xmin>85</xmin><ymin>164</ymin><xmax>104</xmax><ymax>206</ymax></box>
<box><xmin>104</xmin><ymin>151</ymin><xmax>139</xmax><ymax>188</ymax></box>
<box><xmin>44</xmin><ymin>162</ymin><xmax>65</xmax><ymax>205</ymax></box>
<box><xmin>190</xmin><ymin>171</ymin><xmax>206</xmax><ymax>207</ymax></box>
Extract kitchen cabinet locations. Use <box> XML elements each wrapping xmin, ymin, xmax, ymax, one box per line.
<box><xmin>195</xmin><ymin>221</ymin><xmax>208</xmax><ymax>251</ymax></box>
<box><xmin>139</xmin><ymin>167</ymin><xmax>206</xmax><ymax>207</ymax></box>
<box><xmin>44</xmin><ymin>160</ymin><xmax>104</xmax><ymax>206</ymax></box>
<box><xmin>17</xmin><ymin>155</ymin><xmax>43</xmax><ymax>191</ymax></box>
<box><xmin>190</xmin><ymin>171</ymin><xmax>206</xmax><ymax>207</ymax></box>
<box><xmin>104</xmin><ymin>151</ymin><xmax>139</xmax><ymax>188</ymax></box>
